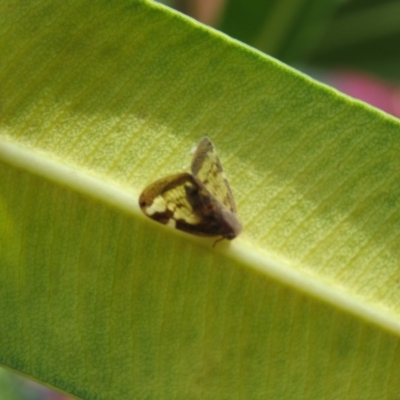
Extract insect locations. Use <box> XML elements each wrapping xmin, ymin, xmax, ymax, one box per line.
<box><xmin>139</xmin><ymin>137</ymin><xmax>242</xmax><ymax>243</ymax></box>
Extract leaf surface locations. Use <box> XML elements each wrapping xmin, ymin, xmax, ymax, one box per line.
<box><xmin>1</xmin><ymin>1</ymin><xmax>400</xmax><ymax>399</ymax></box>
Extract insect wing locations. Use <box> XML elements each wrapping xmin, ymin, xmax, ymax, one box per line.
<box><xmin>191</xmin><ymin>137</ymin><xmax>237</xmax><ymax>213</ymax></box>
<box><xmin>139</xmin><ymin>172</ymin><xmax>203</xmax><ymax>227</ymax></box>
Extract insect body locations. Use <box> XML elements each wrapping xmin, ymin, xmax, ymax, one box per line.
<box><xmin>139</xmin><ymin>137</ymin><xmax>241</xmax><ymax>241</ymax></box>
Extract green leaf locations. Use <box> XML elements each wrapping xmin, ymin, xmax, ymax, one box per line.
<box><xmin>1</xmin><ymin>1</ymin><xmax>400</xmax><ymax>399</ymax></box>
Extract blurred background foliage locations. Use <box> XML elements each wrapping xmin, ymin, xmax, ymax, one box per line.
<box><xmin>0</xmin><ymin>368</ymin><xmax>69</xmax><ymax>400</ymax></box>
<box><xmin>173</xmin><ymin>0</ymin><xmax>400</xmax><ymax>117</ymax></box>
<box><xmin>2</xmin><ymin>0</ymin><xmax>399</xmax><ymax>399</ymax></box>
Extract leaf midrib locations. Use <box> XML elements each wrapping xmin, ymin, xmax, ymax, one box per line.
<box><xmin>1</xmin><ymin>136</ymin><xmax>399</xmax><ymax>337</ymax></box>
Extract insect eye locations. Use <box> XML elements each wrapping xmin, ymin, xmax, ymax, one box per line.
<box><xmin>184</xmin><ymin>183</ymin><xmax>197</xmax><ymax>195</ymax></box>
<box><xmin>139</xmin><ymin>198</ymin><xmax>147</xmax><ymax>207</ymax></box>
